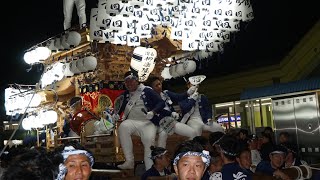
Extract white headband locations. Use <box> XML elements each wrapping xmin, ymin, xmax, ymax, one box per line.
<box><xmin>173</xmin><ymin>150</ymin><xmax>211</xmax><ymax>167</ymax></box>
<box><xmin>56</xmin><ymin>146</ymin><xmax>94</xmax><ymax>180</ymax></box>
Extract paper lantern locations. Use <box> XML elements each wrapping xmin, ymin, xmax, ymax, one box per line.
<box><xmin>63</xmin><ymin>62</ymin><xmax>74</xmax><ymax>77</ymax></box>
<box><xmin>89</xmin><ymin>8</ymin><xmax>104</xmax><ymax>41</ymax></box>
<box><xmin>61</xmin><ymin>34</ymin><xmax>70</xmax><ymax>50</ymax></box>
<box><xmin>23</xmin><ymin>51</ymin><xmax>35</xmax><ymax>64</ymax></box>
<box><xmin>54</xmin><ymin>37</ymin><xmax>64</xmax><ymax>50</ymax></box>
<box><xmin>46</xmin><ymin>39</ymin><xmax>58</xmax><ymax>52</ymax></box>
<box><xmin>22</xmin><ymin>117</ymin><xmax>32</xmax><ymax>130</ymax></box>
<box><xmin>35</xmin><ymin>47</ymin><xmax>51</xmax><ymax>61</ymax></box>
<box><xmin>70</xmin><ymin>61</ymin><xmax>81</xmax><ymax>74</ymax></box>
<box><xmin>76</xmin><ymin>58</ymin><xmax>87</xmax><ymax>72</ymax></box>
<box><xmin>183</xmin><ymin>60</ymin><xmax>197</xmax><ymax>74</ymax></box>
<box><xmin>169</xmin><ymin>65</ymin><xmax>180</xmax><ymax>78</ymax></box>
<box><xmin>66</xmin><ymin>31</ymin><xmax>82</xmax><ymax>47</ymax></box>
<box><xmin>83</xmin><ymin>56</ymin><xmax>98</xmax><ymax>72</ymax></box>
<box><xmin>161</xmin><ymin>67</ymin><xmax>172</xmax><ymax>80</ymax></box>
<box><xmin>175</xmin><ymin>63</ymin><xmax>187</xmax><ymax>76</ymax></box>
<box><xmin>44</xmin><ymin>110</ymin><xmax>58</xmax><ymax>124</ymax></box>
<box><xmin>130</xmin><ymin>47</ymin><xmax>157</xmax><ymax>81</ymax></box>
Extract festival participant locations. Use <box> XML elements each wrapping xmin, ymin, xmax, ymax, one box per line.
<box><xmin>179</xmin><ymin>81</ymin><xmax>224</xmax><ymax>136</ymax></box>
<box><xmin>2</xmin><ymin>147</ymin><xmax>59</xmax><ymax>180</ymax></box>
<box><xmin>116</xmin><ymin>71</ymin><xmax>165</xmax><ymax>170</ymax></box>
<box><xmin>144</xmin><ymin>76</ymin><xmax>197</xmax><ymax>148</ymax></box>
<box><xmin>63</xmin><ymin>0</ymin><xmax>87</xmax><ymax>30</ymax></box>
<box><xmin>255</xmin><ymin>145</ymin><xmax>290</xmax><ymax>180</ymax></box>
<box><xmin>173</xmin><ymin>140</ymin><xmax>210</xmax><ymax>180</ymax></box>
<box><xmin>62</xmin><ymin>96</ymin><xmax>83</xmax><ymax>137</ymax></box>
<box><xmin>201</xmin><ymin>151</ymin><xmax>223</xmax><ymax>180</ymax></box>
<box><xmin>55</xmin><ymin>141</ymin><xmax>94</xmax><ymax>180</ymax></box>
<box><xmin>141</xmin><ymin>146</ymin><xmax>172</xmax><ymax>180</ymax></box>
<box><xmin>219</xmin><ymin>135</ymin><xmax>252</xmax><ymax>180</ymax></box>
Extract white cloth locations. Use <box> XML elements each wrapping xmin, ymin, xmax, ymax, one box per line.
<box><xmin>63</xmin><ymin>0</ymin><xmax>86</xmax><ymax>30</ymax></box>
<box><xmin>118</xmin><ymin>89</ymin><xmax>156</xmax><ymax>170</ymax></box>
<box><xmin>157</xmin><ymin>121</ymin><xmax>197</xmax><ymax>148</ymax></box>
<box><xmin>118</xmin><ymin>119</ymin><xmax>157</xmax><ymax>170</ymax></box>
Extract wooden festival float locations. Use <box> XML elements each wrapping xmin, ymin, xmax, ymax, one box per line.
<box><xmin>7</xmin><ymin>1</ymin><xmax>316</xmax><ymax>179</ymax></box>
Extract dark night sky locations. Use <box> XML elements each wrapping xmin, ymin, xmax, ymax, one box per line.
<box><xmin>0</xmin><ymin>0</ymin><xmax>319</xmax><ymax>119</ymax></box>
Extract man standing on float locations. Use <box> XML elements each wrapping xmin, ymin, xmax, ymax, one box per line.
<box><xmin>63</xmin><ymin>0</ymin><xmax>87</xmax><ymax>30</ymax></box>
<box><xmin>116</xmin><ymin>71</ymin><xmax>165</xmax><ymax>170</ymax></box>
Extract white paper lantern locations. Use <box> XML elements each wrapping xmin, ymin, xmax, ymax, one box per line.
<box><xmin>76</xmin><ymin>58</ymin><xmax>87</xmax><ymax>72</ymax></box>
<box><xmin>130</xmin><ymin>47</ymin><xmax>157</xmax><ymax>81</ymax></box>
<box><xmin>161</xmin><ymin>67</ymin><xmax>172</xmax><ymax>80</ymax></box>
<box><xmin>35</xmin><ymin>47</ymin><xmax>51</xmax><ymax>61</ymax></box>
<box><xmin>175</xmin><ymin>63</ymin><xmax>187</xmax><ymax>76</ymax></box>
<box><xmin>44</xmin><ymin>110</ymin><xmax>58</xmax><ymax>124</ymax></box>
<box><xmin>61</xmin><ymin>34</ymin><xmax>70</xmax><ymax>50</ymax></box>
<box><xmin>54</xmin><ymin>37</ymin><xmax>64</xmax><ymax>50</ymax></box>
<box><xmin>23</xmin><ymin>51</ymin><xmax>35</xmax><ymax>64</ymax></box>
<box><xmin>22</xmin><ymin>117</ymin><xmax>32</xmax><ymax>130</ymax></box>
<box><xmin>46</xmin><ymin>39</ymin><xmax>58</xmax><ymax>52</ymax></box>
<box><xmin>169</xmin><ymin>65</ymin><xmax>180</xmax><ymax>78</ymax></box>
<box><xmin>70</xmin><ymin>61</ymin><xmax>81</xmax><ymax>74</ymax></box>
<box><xmin>66</xmin><ymin>31</ymin><xmax>82</xmax><ymax>47</ymax></box>
<box><xmin>83</xmin><ymin>56</ymin><xmax>98</xmax><ymax>72</ymax></box>
<box><xmin>29</xmin><ymin>93</ymin><xmax>42</xmax><ymax>107</ymax></box>
<box><xmin>89</xmin><ymin>8</ymin><xmax>104</xmax><ymax>41</ymax></box>
<box><xmin>183</xmin><ymin>60</ymin><xmax>196</xmax><ymax>74</ymax></box>
<box><xmin>63</xmin><ymin>62</ymin><xmax>74</xmax><ymax>77</ymax></box>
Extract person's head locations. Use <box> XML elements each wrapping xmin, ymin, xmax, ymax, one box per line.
<box><xmin>217</xmin><ymin>135</ymin><xmax>240</xmax><ymax>163</ymax></box>
<box><xmin>2</xmin><ymin>147</ymin><xmax>59</xmax><ymax>180</ymax></box>
<box><xmin>263</xmin><ymin>126</ymin><xmax>273</xmax><ymax>134</ymax></box>
<box><xmin>69</xmin><ymin>96</ymin><xmax>82</xmax><ymax>112</ymax></box>
<box><xmin>124</xmin><ymin>71</ymin><xmax>139</xmax><ymax>92</ymax></box>
<box><xmin>173</xmin><ymin>140</ymin><xmax>210</xmax><ymax>180</ymax></box>
<box><xmin>55</xmin><ymin>141</ymin><xmax>94</xmax><ymax>180</ymax></box>
<box><xmin>247</xmin><ymin>134</ymin><xmax>258</xmax><ymax>150</ymax></box>
<box><xmin>282</xmin><ymin>143</ymin><xmax>298</xmax><ymax>166</ymax></box>
<box><xmin>208</xmin><ymin>151</ymin><xmax>223</xmax><ymax>173</ymax></box>
<box><xmin>145</xmin><ymin>76</ymin><xmax>162</xmax><ymax>94</ymax></box>
<box><xmin>269</xmin><ymin>145</ymin><xmax>287</xmax><ymax>169</ymax></box>
<box><xmin>279</xmin><ymin>131</ymin><xmax>290</xmax><ymax>144</ymax></box>
<box><xmin>150</xmin><ymin>146</ymin><xmax>171</xmax><ymax>168</ymax></box>
<box><xmin>239</xmin><ymin>129</ymin><xmax>249</xmax><ymax>140</ymax></box>
<box><xmin>236</xmin><ymin>148</ymin><xmax>252</xmax><ymax>170</ymax></box>
<box><xmin>261</xmin><ymin>132</ymin><xmax>272</xmax><ymax>144</ymax></box>
<box><xmin>208</xmin><ymin>132</ymin><xmax>225</xmax><ymax>152</ymax></box>
<box><xmin>193</xmin><ymin>136</ymin><xmax>210</xmax><ymax>151</ymax></box>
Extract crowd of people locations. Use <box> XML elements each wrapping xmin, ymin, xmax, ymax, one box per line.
<box><xmin>1</xmin><ymin>71</ymin><xmax>318</xmax><ymax>180</ymax></box>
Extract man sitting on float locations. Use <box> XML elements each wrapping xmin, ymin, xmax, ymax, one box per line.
<box><xmin>115</xmin><ymin>71</ymin><xmax>165</xmax><ymax>170</ymax></box>
<box><xmin>62</xmin><ymin>96</ymin><xmax>83</xmax><ymax>137</ymax></box>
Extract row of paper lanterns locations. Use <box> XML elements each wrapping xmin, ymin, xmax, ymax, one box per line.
<box><xmin>22</xmin><ymin>110</ymin><xmax>58</xmax><ymax>130</ymax></box>
<box><xmin>63</xmin><ymin>56</ymin><xmax>98</xmax><ymax>77</ymax></box>
<box><xmin>23</xmin><ymin>31</ymin><xmax>82</xmax><ymax>65</ymax></box>
<box><xmin>5</xmin><ymin>88</ymin><xmax>43</xmax><ymax>115</ymax></box>
<box><xmin>40</xmin><ymin>56</ymin><xmax>97</xmax><ymax>88</ymax></box>
<box><xmin>161</xmin><ymin>59</ymin><xmax>197</xmax><ymax>80</ymax></box>
<box><xmin>89</xmin><ymin>0</ymin><xmax>253</xmax><ymax>51</ymax></box>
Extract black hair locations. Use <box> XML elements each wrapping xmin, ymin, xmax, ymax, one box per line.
<box><xmin>209</xmin><ymin>131</ymin><xmax>225</xmax><ymax>146</ymax></box>
<box><xmin>263</xmin><ymin>126</ymin><xmax>273</xmax><ymax>133</ymax></box>
<box><xmin>144</xmin><ymin>75</ymin><xmax>161</xmax><ymax>87</ymax></box>
<box><xmin>173</xmin><ymin>140</ymin><xmax>203</xmax><ymax>160</ymax></box>
<box><xmin>2</xmin><ymin>147</ymin><xmax>59</xmax><ymax>180</ymax></box>
<box><xmin>279</xmin><ymin>131</ymin><xmax>290</xmax><ymax>138</ymax></box>
<box><xmin>124</xmin><ymin>69</ymin><xmax>138</xmax><ymax>79</ymax></box>
<box><xmin>193</xmin><ymin>136</ymin><xmax>209</xmax><ymax>149</ymax></box>
<box><xmin>239</xmin><ymin>129</ymin><xmax>249</xmax><ymax>136</ymax></box>
<box><xmin>150</xmin><ymin>146</ymin><xmax>167</xmax><ymax>163</ymax></box>
<box><xmin>218</xmin><ymin>135</ymin><xmax>240</xmax><ymax>161</ymax></box>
